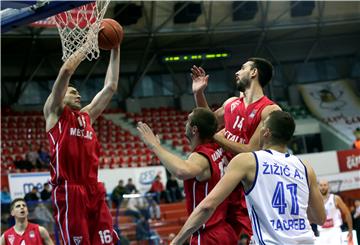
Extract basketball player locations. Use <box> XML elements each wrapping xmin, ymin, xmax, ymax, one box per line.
<box><xmin>191</xmin><ymin>58</ymin><xmax>281</xmax><ymax>237</ymax></box>
<box><xmin>316</xmin><ymin>179</ymin><xmax>353</xmax><ymax>245</ymax></box>
<box><xmin>1</xmin><ymin>198</ymin><xmax>54</xmax><ymax>245</ymax></box>
<box><xmin>43</xmin><ymin>38</ymin><xmax>120</xmax><ymax>244</ymax></box>
<box><xmin>137</xmin><ymin>108</ymin><xmax>238</xmax><ymax>245</ymax></box>
<box><xmin>171</xmin><ymin>111</ymin><xmax>326</xmax><ymax>245</ymax></box>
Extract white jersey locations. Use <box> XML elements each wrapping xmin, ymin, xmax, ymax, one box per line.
<box><xmin>318</xmin><ymin>194</ymin><xmax>343</xmax><ymax>231</ymax></box>
<box><xmin>245</xmin><ymin>150</ymin><xmax>315</xmax><ymax>245</ymax></box>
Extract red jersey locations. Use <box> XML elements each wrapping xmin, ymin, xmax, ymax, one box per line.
<box><xmin>3</xmin><ymin>223</ymin><xmax>43</xmax><ymax>245</ymax></box>
<box><xmin>47</xmin><ymin>106</ymin><xmax>100</xmax><ymax>185</ymax></box>
<box><xmin>223</xmin><ymin>95</ymin><xmax>275</xmax><ymax>237</ymax></box>
<box><xmin>183</xmin><ymin>143</ymin><xmax>229</xmax><ymax>231</ymax></box>
<box><xmin>224</xmin><ymin>96</ymin><xmax>275</xmax><ymax>159</ymax></box>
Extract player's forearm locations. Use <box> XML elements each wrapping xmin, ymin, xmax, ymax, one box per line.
<box><xmin>151</xmin><ymin>145</ymin><xmax>194</xmax><ymax>180</ymax></box>
<box><xmin>194</xmin><ymin>91</ymin><xmax>210</xmax><ymax>109</ymax></box>
<box><xmin>104</xmin><ymin>46</ymin><xmax>120</xmax><ymax>92</ymax></box>
<box><xmin>307</xmin><ymin>207</ymin><xmax>324</xmax><ymax>225</ymax></box>
<box><xmin>50</xmin><ymin>41</ymin><xmax>90</xmax><ymax>103</ymax></box>
<box><xmin>213</xmin><ymin>134</ymin><xmax>251</xmax><ymax>154</ymax></box>
<box><xmin>59</xmin><ymin>38</ymin><xmax>92</xmax><ymax>77</ymax></box>
<box><xmin>345</xmin><ymin>212</ymin><xmax>353</xmax><ymax>231</ymax></box>
<box><xmin>172</xmin><ymin>204</ymin><xmax>215</xmax><ymax>244</ymax></box>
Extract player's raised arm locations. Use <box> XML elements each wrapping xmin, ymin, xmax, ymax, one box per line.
<box><xmin>191</xmin><ymin>65</ymin><xmax>210</xmax><ymax>108</ymax></box>
<box><xmin>82</xmin><ymin>45</ymin><xmax>120</xmax><ymax>123</ymax></box>
<box><xmin>191</xmin><ymin>65</ymin><xmax>230</xmax><ymax>128</ymax></box>
<box><xmin>43</xmin><ymin>37</ymin><xmax>92</xmax><ymax>130</ymax></box>
<box><xmin>303</xmin><ymin>161</ymin><xmax>326</xmax><ymax>225</ymax></box>
<box><xmin>137</xmin><ymin>121</ymin><xmax>210</xmax><ymax>180</ymax></box>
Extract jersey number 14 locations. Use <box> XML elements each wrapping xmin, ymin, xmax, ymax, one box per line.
<box><xmin>271</xmin><ymin>182</ymin><xmax>299</xmax><ymax>215</ymax></box>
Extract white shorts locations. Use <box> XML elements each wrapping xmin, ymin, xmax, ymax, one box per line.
<box><xmin>316</xmin><ymin>227</ymin><xmax>342</xmax><ymax>245</ymax></box>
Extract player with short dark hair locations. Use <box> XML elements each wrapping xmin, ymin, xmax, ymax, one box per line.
<box><xmin>172</xmin><ymin>111</ymin><xmax>326</xmax><ymax>245</ymax></box>
<box><xmin>137</xmin><ymin>108</ymin><xmax>238</xmax><ymax>245</ymax></box>
<box><xmin>1</xmin><ymin>198</ymin><xmax>54</xmax><ymax>245</ymax></box>
<box><xmin>191</xmin><ymin>57</ymin><xmax>282</xmax><ymax>237</ymax></box>
<box><xmin>43</xmin><ymin>37</ymin><xmax>120</xmax><ymax>244</ymax></box>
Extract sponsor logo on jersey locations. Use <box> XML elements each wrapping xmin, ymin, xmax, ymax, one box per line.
<box><xmin>73</xmin><ymin>236</ymin><xmax>83</xmax><ymax>245</ymax></box>
<box><xmin>7</xmin><ymin>235</ymin><xmax>15</xmax><ymax>245</ymax></box>
<box><xmin>29</xmin><ymin>230</ymin><xmax>35</xmax><ymax>238</ymax></box>
<box><xmin>69</xmin><ymin>128</ymin><xmax>93</xmax><ymax>140</ymax></box>
<box><xmin>224</xmin><ymin>130</ymin><xmax>245</xmax><ymax>143</ymax></box>
<box><xmin>249</xmin><ymin>109</ymin><xmax>258</xmax><ymax>118</ymax></box>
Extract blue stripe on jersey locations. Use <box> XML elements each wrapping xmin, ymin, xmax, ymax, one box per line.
<box><xmin>263</xmin><ymin>149</ymin><xmax>273</xmax><ymax>155</ymax></box>
<box><xmin>251</xmin><ymin>206</ymin><xmax>266</xmax><ymax>245</ymax></box>
<box><xmin>298</xmin><ymin>158</ymin><xmax>310</xmax><ymax>191</ymax></box>
<box><xmin>245</xmin><ymin>152</ymin><xmax>259</xmax><ymax>195</ymax></box>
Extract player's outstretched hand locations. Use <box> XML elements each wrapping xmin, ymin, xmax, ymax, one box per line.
<box><xmin>191</xmin><ymin>65</ymin><xmax>209</xmax><ymax>93</ymax></box>
<box><xmin>137</xmin><ymin>122</ymin><xmax>160</xmax><ymax>150</ymax></box>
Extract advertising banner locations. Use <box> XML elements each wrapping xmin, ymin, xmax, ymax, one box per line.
<box><xmin>8</xmin><ymin>172</ymin><xmax>51</xmax><ymax>200</ymax></box>
<box><xmin>98</xmin><ymin>166</ymin><xmax>167</xmax><ymax>194</ymax></box>
<box><xmin>337</xmin><ymin>149</ymin><xmax>360</xmax><ymax>173</ymax></box>
<box><xmin>319</xmin><ymin>170</ymin><xmax>360</xmax><ymax>192</ymax></box>
<box><xmin>298</xmin><ymin>80</ymin><xmax>360</xmax><ymax>141</ymax></box>
<box><xmin>8</xmin><ymin>166</ymin><xmax>167</xmax><ymax>199</ymax></box>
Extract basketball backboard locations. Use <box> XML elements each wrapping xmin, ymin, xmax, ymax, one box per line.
<box><xmin>1</xmin><ymin>0</ymin><xmax>93</xmax><ymax>33</ymax></box>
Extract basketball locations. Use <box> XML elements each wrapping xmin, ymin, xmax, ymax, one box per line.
<box><xmin>98</xmin><ymin>18</ymin><xmax>123</xmax><ymax>50</ymax></box>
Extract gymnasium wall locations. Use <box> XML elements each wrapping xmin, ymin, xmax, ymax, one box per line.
<box><xmin>6</xmin><ymin>166</ymin><xmax>168</xmax><ymax>200</ymax></box>
<box><xmin>5</xmin><ymin>149</ymin><xmax>359</xmax><ymax>200</ymax></box>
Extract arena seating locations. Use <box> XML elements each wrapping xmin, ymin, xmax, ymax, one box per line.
<box><xmin>1</xmin><ymin>110</ymin><xmax>47</xmax><ymax>173</ymax></box>
<box><xmin>112</xmin><ymin>201</ymin><xmax>187</xmax><ymax>244</ymax></box>
<box><xmin>125</xmin><ymin>107</ymin><xmax>192</xmax><ymax>154</ymax></box>
<box><xmin>0</xmin><ymin>109</ymin><xmax>161</xmax><ymax>172</ymax></box>
<box><xmin>1</xmin><ymin>105</ymin><xmax>313</xmax><ymax>172</ymax></box>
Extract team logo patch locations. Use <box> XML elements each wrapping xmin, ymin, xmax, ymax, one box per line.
<box><xmin>7</xmin><ymin>235</ymin><xmax>15</xmax><ymax>245</ymax></box>
<box><xmin>249</xmin><ymin>109</ymin><xmax>258</xmax><ymax>118</ymax></box>
<box><xmin>29</xmin><ymin>231</ymin><xmax>35</xmax><ymax>238</ymax></box>
<box><xmin>73</xmin><ymin>236</ymin><xmax>83</xmax><ymax>245</ymax></box>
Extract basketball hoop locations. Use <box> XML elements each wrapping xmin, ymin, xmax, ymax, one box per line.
<box><xmin>328</xmin><ymin>180</ymin><xmax>343</xmax><ymax>194</ymax></box>
<box><xmin>53</xmin><ymin>0</ymin><xmax>110</xmax><ymax>61</ymax></box>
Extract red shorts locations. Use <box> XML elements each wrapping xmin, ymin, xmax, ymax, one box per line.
<box><xmin>226</xmin><ymin>184</ymin><xmax>253</xmax><ymax>237</ymax></box>
<box><xmin>190</xmin><ymin>221</ymin><xmax>237</xmax><ymax>245</ymax></box>
<box><xmin>52</xmin><ymin>182</ymin><xmax>119</xmax><ymax>245</ymax></box>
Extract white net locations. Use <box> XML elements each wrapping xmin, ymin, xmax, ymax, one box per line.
<box><xmin>329</xmin><ymin>180</ymin><xmax>343</xmax><ymax>193</ymax></box>
<box><xmin>53</xmin><ymin>0</ymin><xmax>110</xmax><ymax>61</ymax></box>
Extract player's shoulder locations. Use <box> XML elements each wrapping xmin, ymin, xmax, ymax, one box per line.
<box><xmin>2</xmin><ymin>226</ymin><xmax>14</xmax><ymax>237</ymax></box>
<box><xmin>28</xmin><ymin>222</ymin><xmax>40</xmax><ymax>228</ymax></box>
<box><xmin>223</xmin><ymin>96</ymin><xmax>239</xmax><ymax>107</ymax></box>
<box><xmin>261</xmin><ymin>103</ymin><xmax>282</xmax><ymax>118</ymax></box>
<box><xmin>231</xmin><ymin>152</ymin><xmax>256</xmax><ymax>166</ymax></box>
<box><xmin>188</xmin><ymin>151</ymin><xmax>210</xmax><ymax>163</ymax></box>
<box><xmin>333</xmin><ymin>194</ymin><xmax>343</xmax><ymax>202</ymax></box>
